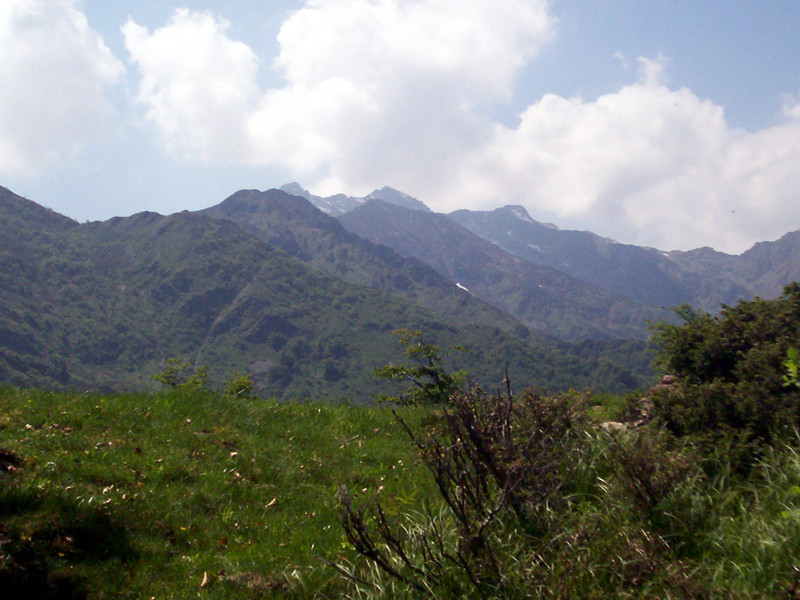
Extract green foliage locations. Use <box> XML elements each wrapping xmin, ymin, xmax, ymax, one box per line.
<box><xmin>784</xmin><ymin>346</ymin><xmax>800</xmax><ymax>388</ymax></box>
<box><xmin>0</xmin><ymin>197</ymin><xmax>652</xmax><ymax>398</ymax></box>
<box><xmin>373</xmin><ymin>329</ymin><xmax>467</xmax><ymax>405</ymax></box>
<box><xmin>337</xmin><ymin>379</ymin><xmax>800</xmax><ymax>599</ymax></box>
<box><xmin>151</xmin><ymin>357</ymin><xmax>209</xmax><ymax>389</ymax></box>
<box><xmin>650</xmin><ymin>283</ymin><xmax>800</xmax><ymax>457</ymax></box>
<box><xmin>225</xmin><ymin>371</ymin><xmax>256</xmax><ymax>399</ymax></box>
<box><xmin>4</xmin><ymin>373</ymin><xmax>800</xmax><ymax>598</ymax></box>
<box><xmin>336</xmin><ymin>318</ymin><xmax>800</xmax><ymax>598</ymax></box>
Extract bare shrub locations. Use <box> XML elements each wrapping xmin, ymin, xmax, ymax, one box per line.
<box><xmin>338</xmin><ymin>380</ymin><xmax>588</xmax><ymax>596</ymax></box>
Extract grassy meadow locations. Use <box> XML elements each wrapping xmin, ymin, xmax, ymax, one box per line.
<box><xmin>7</xmin><ymin>278</ymin><xmax>800</xmax><ymax>597</ymax></box>
<box><xmin>0</xmin><ymin>386</ymin><xmax>435</xmax><ymax>598</ymax></box>
<box><xmin>2</xmin><ymin>383</ymin><xmax>800</xmax><ymax>599</ymax></box>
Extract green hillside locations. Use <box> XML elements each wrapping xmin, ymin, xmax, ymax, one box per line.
<box><xmin>339</xmin><ymin>200</ymin><xmax>667</xmax><ymax>341</ymax></box>
<box><xmin>3</xmin><ymin>284</ymin><xmax>800</xmax><ymax>598</ymax></box>
<box><xmin>0</xmin><ymin>186</ymin><xmax>652</xmax><ymax>397</ymax></box>
<box><xmin>200</xmin><ymin>188</ymin><xmax>522</xmax><ymax>333</ymax></box>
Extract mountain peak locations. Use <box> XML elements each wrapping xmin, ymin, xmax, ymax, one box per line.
<box><xmin>364</xmin><ymin>187</ymin><xmax>430</xmax><ymax>212</ymax></box>
<box><xmin>279</xmin><ymin>182</ymin><xmax>312</xmax><ymax>200</ymax></box>
<box><xmin>503</xmin><ymin>204</ymin><xmax>536</xmax><ymax>225</ymax></box>
<box><xmin>496</xmin><ymin>205</ymin><xmax>559</xmax><ymax>230</ymax></box>
<box><xmin>278</xmin><ymin>183</ymin><xmax>430</xmax><ymax>215</ymax></box>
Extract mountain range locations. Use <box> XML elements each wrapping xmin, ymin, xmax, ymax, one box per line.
<box><xmin>448</xmin><ymin>204</ymin><xmax>800</xmax><ymax>312</ymax></box>
<box><xmin>279</xmin><ymin>182</ymin><xmax>430</xmax><ymax>216</ymax></box>
<box><xmin>338</xmin><ymin>199</ymin><xmax>666</xmax><ymax>341</ymax></box>
<box><xmin>0</xmin><ymin>185</ymin><xmax>648</xmax><ymax>398</ymax></box>
<box><xmin>286</xmin><ymin>182</ymin><xmax>800</xmax><ymax>314</ymax></box>
<box><xmin>2</xmin><ymin>181</ymin><xmax>799</xmax><ymax>400</ymax></box>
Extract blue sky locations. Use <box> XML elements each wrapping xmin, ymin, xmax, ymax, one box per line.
<box><xmin>2</xmin><ymin>1</ymin><xmax>799</xmax><ymax>253</ymax></box>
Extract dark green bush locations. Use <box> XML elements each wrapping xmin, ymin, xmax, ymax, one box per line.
<box><xmin>650</xmin><ymin>283</ymin><xmax>800</xmax><ymax>463</ymax></box>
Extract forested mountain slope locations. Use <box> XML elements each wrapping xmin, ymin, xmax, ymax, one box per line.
<box><xmin>450</xmin><ymin>204</ymin><xmax>800</xmax><ymax>312</ymax></box>
<box><xmin>0</xmin><ymin>186</ymin><xmax>651</xmax><ymax>396</ymax></box>
<box><xmin>200</xmin><ymin>189</ymin><xmax>522</xmax><ymax>332</ymax></box>
<box><xmin>339</xmin><ymin>200</ymin><xmax>668</xmax><ymax>340</ymax></box>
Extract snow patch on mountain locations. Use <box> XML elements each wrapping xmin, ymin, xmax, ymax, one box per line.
<box><xmin>510</xmin><ymin>205</ymin><xmax>535</xmax><ymax>224</ymax></box>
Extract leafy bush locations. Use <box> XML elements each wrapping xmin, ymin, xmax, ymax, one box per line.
<box><xmin>225</xmin><ymin>371</ymin><xmax>256</xmax><ymax>399</ymax></box>
<box><xmin>650</xmin><ymin>283</ymin><xmax>800</xmax><ymax>457</ymax></box>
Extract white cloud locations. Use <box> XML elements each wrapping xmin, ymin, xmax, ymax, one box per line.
<box><xmin>636</xmin><ymin>54</ymin><xmax>668</xmax><ymax>86</ymax></box>
<box><xmin>274</xmin><ymin>0</ymin><xmax>554</xmax><ymax>103</ymax></box>
<box><xmin>123</xmin><ymin>3</ymin><xmax>800</xmax><ymax>253</ymax></box>
<box><xmin>450</xmin><ymin>58</ymin><xmax>800</xmax><ymax>252</ymax></box>
<box><xmin>782</xmin><ymin>93</ymin><xmax>800</xmax><ymax>120</ymax></box>
<box><xmin>123</xmin><ymin>0</ymin><xmax>556</xmax><ymax>184</ymax></box>
<box><xmin>0</xmin><ymin>0</ymin><xmax>123</xmax><ymax>175</ymax></box>
<box><xmin>122</xmin><ymin>9</ymin><xmax>260</xmax><ymax>162</ymax></box>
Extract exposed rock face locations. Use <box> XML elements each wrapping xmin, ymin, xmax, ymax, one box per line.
<box><xmin>278</xmin><ymin>183</ymin><xmax>431</xmax><ymax>216</ymax></box>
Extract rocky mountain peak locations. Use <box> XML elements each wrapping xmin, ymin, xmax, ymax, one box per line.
<box><xmin>279</xmin><ymin>182</ymin><xmax>430</xmax><ymax>215</ymax></box>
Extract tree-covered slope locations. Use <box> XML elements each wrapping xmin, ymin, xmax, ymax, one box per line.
<box><xmin>199</xmin><ymin>188</ymin><xmax>522</xmax><ymax>332</ymax></box>
<box><xmin>0</xmin><ymin>191</ymin><xmax>652</xmax><ymax>396</ymax></box>
<box><xmin>339</xmin><ymin>200</ymin><xmax>667</xmax><ymax>341</ymax></box>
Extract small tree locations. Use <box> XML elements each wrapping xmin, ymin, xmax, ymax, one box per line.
<box><xmin>225</xmin><ymin>372</ymin><xmax>256</xmax><ymax>399</ymax></box>
<box><xmin>373</xmin><ymin>329</ymin><xmax>466</xmax><ymax>405</ymax></box>
<box><xmin>152</xmin><ymin>358</ymin><xmax>208</xmax><ymax>390</ymax></box>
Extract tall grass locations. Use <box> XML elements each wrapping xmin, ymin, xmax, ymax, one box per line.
<box><xmin>335</xmin><ymin>389</ymin><xmax>800</xmax><ymax>600</ymax></box>
<box><xmin>694</xmin><ymin>441</ymin><xmax>800</xmax><ymax>596</ymax></box>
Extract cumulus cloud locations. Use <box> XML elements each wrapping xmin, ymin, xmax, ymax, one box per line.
<box><xmin>0</xmin><ymin>0</ymin><xmax>124</xmax><ymax>175</ymax></box>
<box><xmin>273</xmin><ymin>0</ymin><xmax>553</xmax><ymax>101</ymax></box>
<box><xmin>123</xmin><ymin>1</ymin><xmax>800</xmax><ymax>253</ymax></box>
<box><xmin>123</xmin><ymin>0</ymin><xmax>555</xmax><ymax>183</ymax></box>
<box><xmin>454</xmin><ymin>56</ymin><xmax>800</xmax><ymax>252</ymax></box>
<box><xmin>122</xmin><ymin>9</ymin><xmax>260</xmax><ymax>162</ymax></box>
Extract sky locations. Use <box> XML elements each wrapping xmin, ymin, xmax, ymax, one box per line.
<box><xmin>2</xmin><ymin>1</ymin><xmax>800</xmax><ymax>253</ymax></box>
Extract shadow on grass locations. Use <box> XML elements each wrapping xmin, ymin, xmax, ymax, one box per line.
<box><xmin>0</xmin><ymin>479</ymin><xmax>136</xmax><ymax>599</ymax></box>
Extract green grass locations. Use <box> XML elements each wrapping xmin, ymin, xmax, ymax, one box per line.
<box><xmin>693</xmin><ymin>442</ymin><xmax>800</xmax><ymax>596</ymax></box>
<box><xmin>0</xmin><ymin>386</ymin><xmax>432</xmax><ymax>598</ymax></box>
<box><xmin>3</xmin><ymin>385</ymin><xmax>800</xmax><ymax>599</ymax></box>
<box><xmin>585</xmin><ymin>389</ymin><xmax>634</xmax><ymax>422</ymax></box>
